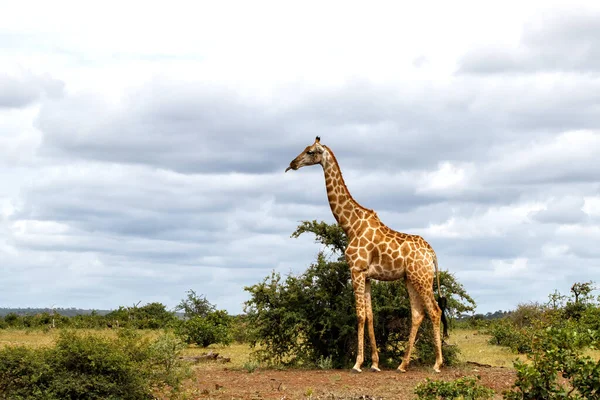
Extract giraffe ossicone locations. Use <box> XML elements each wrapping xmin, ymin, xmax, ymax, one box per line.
<box><xmin>286</xmin><ymin>137</ymin><xmax>448</xmax><ymax>373</ymax></box>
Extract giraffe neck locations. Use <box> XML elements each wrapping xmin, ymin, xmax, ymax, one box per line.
<box><xmin>322</xmin><ymin>146</ymin><xmax>371</xmax><ymax>237</ymax></box>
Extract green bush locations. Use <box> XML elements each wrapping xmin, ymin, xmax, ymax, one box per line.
<box><xmin>413</xmin><ymin>320</ymin><xmax>461</xmax><ymax>367</ymax></box>
<box><xmin>415</xmin><ymin>376</ymin><xmax>495</xmax><ymax>400</ymax></box>
<box><xmin>173</xmin><ymin>290</ymin><xmax>233</xmax><ymax>348</ymax></box>
<box><xmin>510</xmin><ymin>302</ymin><xmax>545</xmax><ymax>328</ymax></box>
<box><xmin>49</xmin><ymin>331</ymin><xmax>150</xmax><ymax>399</ymax></box>
<box><xmin>3</xmin><ymin>312</ymin><xmax>20</xmax><ymax>327</ymax></box>
<box><xmin>504</xmin><ymin>326</ymin><xmax>600</xmax><ymax>399</ymax></box>
<box><xmin>0</xmin><ymin>330</ymin><xmax>189</xmax><ymax>399</ymax></box>
<box><xmin>0</xmin><ymin>345</ymin><xmax>52</xmax><ymax>399</ymax></box>
<box><xmin>579</xmin><ymin>305</ymin><xmax>600</xmax><ymax>332</ymax></box>
<box><xmin>229</xmin><ymin>314</ymin><xmax>252</xmax><ymax>343</ymax></box>
<box><xmin>175</xmin><ymin>310</ymin><xmax>232</xmax><ymax>347</ymax></box>
<box><xmin>487</xmin><ymin>319</ymin><xmax>534</xmax><ymax>354</ymax></box>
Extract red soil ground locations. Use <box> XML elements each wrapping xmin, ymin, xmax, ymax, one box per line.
<box><xmin>187</xmin><ymin>365</ymin><xmax>515</xmax><ymax>399</ymax></box>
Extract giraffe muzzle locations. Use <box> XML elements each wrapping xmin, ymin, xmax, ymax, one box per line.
<box><xmin>285</xmin><ymin>164</ymin><xmax>298</xmax><ymax>172</ymax></box>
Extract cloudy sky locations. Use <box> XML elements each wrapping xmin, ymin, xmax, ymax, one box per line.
<box><xmin>1</xmin><ymin>0</ymin><xmax>600</xmax><ymax>314</ymax></box>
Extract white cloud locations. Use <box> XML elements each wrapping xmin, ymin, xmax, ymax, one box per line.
<box><xmin>492</xmin><ymin>258</ymin><xmax>528</xmax><ymax>278</ymax></box>
<box><xmin>421</xmin><ymin>202</ymin><xmax>546</xmax><ymax>239</ymax></box>
<box><xmin>583</xmin><ymin>196</ymin><xmax>600</xmax><ymax>217</ymax></box>
<box><xmin>416</xmin><ymin>162</ymin><xmax>469</xmax><ymax>194</ymax></box>
<box><xmin>0</xmin><ymin>1</ymin><xmax>599</xmax><ymax>314</ymax></box>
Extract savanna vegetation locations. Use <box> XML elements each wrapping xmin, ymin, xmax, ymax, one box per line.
<box><xmin>244</xmin><ymin>220</ymin><xmax>475</xmax><ymax>369</ymax></box>
<box><xmin>1</xmin><ymin>220</ymin><xmax>599</xmax><ymax>399</ymax></box>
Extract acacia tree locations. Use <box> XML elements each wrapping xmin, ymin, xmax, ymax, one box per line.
<box><xmin>175</xmin><ymin>290</ymin><xmax>215</xmax><ymax>318</ymax></box>
<box><xmin>570</xmin><ymin>281</ymin><xmax>595</xmax><ymax>305</ymax></box>
<box><xmin>245</xmin><ymin>220</ymin><xmax>475</xmax><ymax>368</ymax></box>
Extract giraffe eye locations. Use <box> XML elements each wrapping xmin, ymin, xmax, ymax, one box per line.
<box><xmin>307</xmin><ymin>151</ymin><xmax>315</xmax><ymax>156</ymax></box>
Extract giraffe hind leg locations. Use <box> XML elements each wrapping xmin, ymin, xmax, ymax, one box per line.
<box><xmin>421</xmin><ymin>287</ymin><xmax>444</xmax><ymax>372</ymax></box>
<box><xmin>398</xmin><ymin>282</ymin><xmax>425</xmax><ymax>373</ymax></box>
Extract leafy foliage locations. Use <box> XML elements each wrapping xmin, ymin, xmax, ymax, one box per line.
<box><xmin>175</xmin><ymin>289</ymin><xmax>215</xmax><ymax>318</ymax></box>
<box><xmin>0</xmin><ymin>330</ymin><xmax>189</xmax><ymax>399</ymax></box>
<box><xmin>245</xmin><ymin>256</ymin><xmax>357</xmax><ymax>367</ymax></box>
<box><xmin>487</xmin><ymin>318</ymin><xmax>534</xmax><ymax>354</ymax></box>
<box><xmin>175</xmin><ymin>311</ymin><xmax>232</xmax><ymax>347</ymax></box>
<box><xmin>104</xmin><ymin>302</ymin><xmax>177</xmax><ymax>329</ymax></box>
<box><xmin>415</xmin><ymin>376</ymin><xmax>495</xmax><ymax>400</ymax></box>
<box><xmin>487</xmin><ymin>284</ymin><xmax>600</xmax><ymax>355</ymax></box>
<box><xmin>480</xmin><ymin>283</ymin><xmax>600</xmax><ymax>398</ymax></box>
<box><xmin>504</xmin><ymin>326</ymin><xmax>600</xmax><ymax>399</ymax></box>
<box><xmin>174</xmin><ymin>290</ymin><xmax>232</xmax><ymax>347</ymax></box>
<box><xmin>245</xmin><ymin>220</ymin><xmax>475</xmax><ymax>368</ymax></box>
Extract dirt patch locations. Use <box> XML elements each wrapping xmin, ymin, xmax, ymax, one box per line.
<box><xmin>186</xmin><ymin>365</ymin><xmax>516</xmax><ymax>399</ymax></box>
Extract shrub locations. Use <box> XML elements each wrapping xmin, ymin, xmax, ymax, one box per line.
<box><xmin>510</xmin><ymin>302</ymin><xmax>545</xmax><ymax>328</ymax></box>
<box><xmin>579</xmin><ymin>305</ymin><xmax>600</xmax><ymax>332</ymax></box>
<box><xmin>504</xmin><ymin>326</ymin><xmax>600</xmax><ymax>399</ymax></box>
<box><xmin>487</xmin><ymin>319</ymin><xmax>534</xmax><ymax>354</ymax></box>
<box><xmin>49</xmin><ymin>331</ymin><xmax>150</xmax><ymax>399</ymax></box>
<box><xmin>229</xmin><ymin>314</ymin><xmax>252</xmax><ymax>343</ymax></box>
<box><xmin>175</xmin><ymin>310</ymin><xmax>232</xmax><ymax>347</ymax></box>
<box><xmin>3</xmin><ymin>313</ymin><xmax>21</xmax><ymax>328</ymax></box>
<box><xmin>415</xmin><ymin>376</ymin><xmax>495</xmax><ymax>400</ymax></box>
<box><xmin>173</xmin><ymin>290</ymin><xmax>232</xmax><ymax>348</ymax></box>
<box><xmin>145</xmin><ymin>333</ymin><xmax>191</xmax><ymax>395</ymax></box>
<box><xmin>414</xmin><ymin>321</ymin><xmax>461</xmax><ymax>367</ymax></box>
<box><xmin>0</xmin><ymin>330</ymin><xmax>189</xmax><ymax>399</ymax></box>
<box><xmin>0</xmin><ymin>345</ymin><xmax>52</xmax><ymax>399</ymax></box>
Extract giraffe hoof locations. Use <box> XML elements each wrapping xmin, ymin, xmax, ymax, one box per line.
<box><xmin>433</xmin><ymin>367</ymin><xmax>441</xmax><ymax>373</ymax></box>
<box><xmin>351</xmin><ymin>368</ymin><xmax>362</xmax><ymax>374</ymax></box>
<box><xmin>397</xmin><ymin>368</ymin><xmax>407</xmax><ymax>374</ymax></box>
<box><xmin>369</xmin><ymin>367</ymin><xmax>381</xmax><ymax>373</ymax></box>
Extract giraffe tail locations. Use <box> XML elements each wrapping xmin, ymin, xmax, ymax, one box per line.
<box><xmin>434</xmin><ymin>257</ymin><xmax>449</xmax><ymax>339</ymax></box>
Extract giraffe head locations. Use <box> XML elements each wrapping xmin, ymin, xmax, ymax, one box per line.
<box><xmin>285</xmin><ymin>136</ymin><xmax>326</xmax><ymax>172</ymax></box>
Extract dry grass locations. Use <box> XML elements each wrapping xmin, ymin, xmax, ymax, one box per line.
<box><xmin>3</xmin><ymin>327</ymin><xmax>592</xmax><ymax>369</ymax></box>
<box><xmin>448</xmin><ymin>329</ymin><xmax>526</xmax><ymax>367</ymax></box>
<box><xmin>0</xmin><ymin>328</ymin><xmax>162</xmax><ymax>348</ymax></box>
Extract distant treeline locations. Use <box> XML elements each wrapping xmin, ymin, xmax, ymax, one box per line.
<box><xmin>0</xmin><ymin>303</ymin><xmax>185</xmax><ymax>330</ymax></box>
<box><xmin>0</xmin><ymin>308</ymin><xmax>112</xmax><ymax>317</ymax></box>
<box><xmin>457</xmin><ymin>310</ymin><xmax>512</xmax><ymax>321</ymax></box>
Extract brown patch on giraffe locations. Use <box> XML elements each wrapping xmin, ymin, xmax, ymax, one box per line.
<box><xmin>358</xmin><ymin>248</ymin><xmax>368</xmax><ymax>259</ymax></box>
<box><xmin>400</xmin><ymin>243</ymin><xmax>410</xmax><ymax>257</ymax></box>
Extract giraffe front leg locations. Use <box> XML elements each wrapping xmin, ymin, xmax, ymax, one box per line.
<box><xmin>351</xmin><ymin>270</ymin><xmax>367</xmax><ymax>373</ymax></box>
<box><xmin>365</xmin><ymin>280</ymin><xmax>380</xmax><ymax>372</ymax></box>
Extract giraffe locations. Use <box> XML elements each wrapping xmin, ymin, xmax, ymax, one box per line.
<box><xmin>285</xmin><ymin>137</ymin><xmax>448</xmax><ymax>373</ymax></box>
